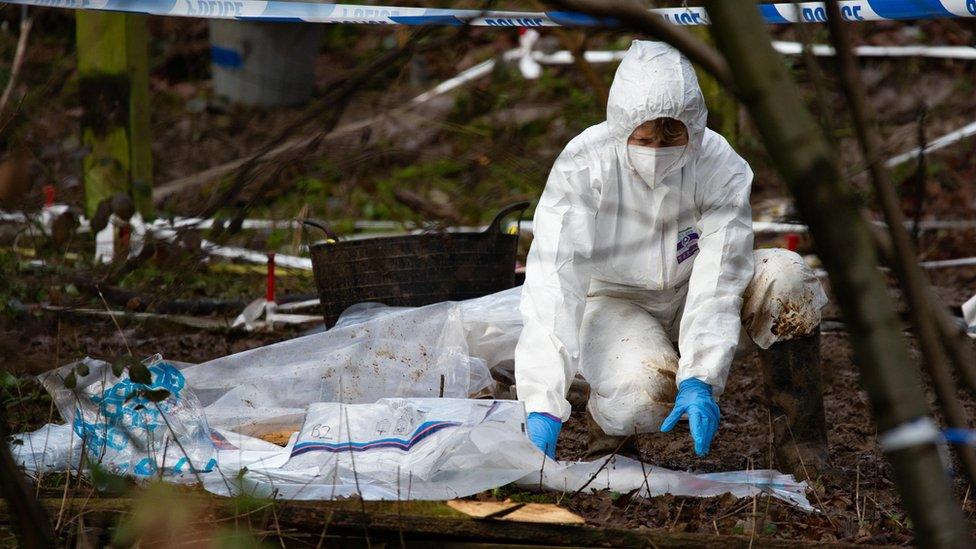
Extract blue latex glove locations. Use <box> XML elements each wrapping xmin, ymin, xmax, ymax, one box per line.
<box><xmin>660</xmin><ymin>379</ymin><xmax>720</xmax><ymax>456</ymax></box>
<box><xmin>526</xmin><ymin>412</ymin><xmax>562</xmax><ymax>459</ymax></box>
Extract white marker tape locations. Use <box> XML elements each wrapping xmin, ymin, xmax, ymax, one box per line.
<box><xmin>885</xmin><ymin>120</ymin><xmax>976</xmax><ymax>168</ymax></box>
<box><xmin>878</xmin><ymin>417</ymin><xmax>943</xmax><ymax>453</ymax></box>
<box><xmin>772</xmin><ymin>40</ymin><xmax>976</xmax><ymax>60</ymax></box>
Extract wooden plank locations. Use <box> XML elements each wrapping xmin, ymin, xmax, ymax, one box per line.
<box><xmin>2</xmin><ymin>498</ymin><xmax>891</xmax><ymax>548</ymax></box>
<box><xmin>446</xmin><ymin>500</ymin><xmax>585</xmax><ymax>524</ymax></box>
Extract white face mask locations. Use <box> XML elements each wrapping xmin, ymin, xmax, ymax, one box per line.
<box><xmin>627</xmin><ymin>144</ymin><xmax>688</xmax><ymax>188</ymax></box>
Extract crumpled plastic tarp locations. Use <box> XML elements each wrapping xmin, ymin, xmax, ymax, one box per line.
<box><xmin>334</xmin><ymin>286</ymin><xmax>524</xmax><ymax>374</ymax></box>
<box><xmin>11</xmin><ymin>290</ymin><xmax>813</xmax><ymax>511</ymax></box>
<box><xmin>181</xmin><ymin>300</ymin><xmax>496</xmax><ymax>435</ymax></box>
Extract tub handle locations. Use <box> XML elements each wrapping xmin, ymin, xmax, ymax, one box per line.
<box><xmin>484</xmin><ymin>201</ymin><xmax>530</xmax><ymax>235</ymax></box>
<box><xmin>298</xmin><ymin>218</ymin><xmax>340</xmax><ymax>242</ymax></box>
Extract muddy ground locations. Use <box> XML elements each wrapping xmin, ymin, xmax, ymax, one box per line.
<box><xmin>2</xmin><ymin>5</ymin><xmax>976</xmax><ymax>547</ymax></box>
<box><xmin>5</xmin><ymin>264</ymin><xmax>976</xmax><ymax>545</ymax></box>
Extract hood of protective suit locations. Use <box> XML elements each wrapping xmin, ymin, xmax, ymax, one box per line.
<box><xmin>607</xmin><ymin>41</ymin><xmax>707</xmax><ymax>156</ymax></box>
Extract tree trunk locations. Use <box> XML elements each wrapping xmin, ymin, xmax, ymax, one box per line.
<box><xmin>700</xmin><ymin>1</ymin><xmax>968</xmax><ymax>545</ymax></box>
<box><xmin>822</xmin><ymin>1</ymin><xmax>976</xmax><ymax>490</ymax></box>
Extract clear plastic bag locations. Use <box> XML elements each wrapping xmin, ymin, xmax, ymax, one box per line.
<box><xmin>182</xmin><ymin>302</ymin><xmax>493</xmax><ymax>435</ymax></box>
<box><xmin>38</xmin><ymin>354</ymin><xmax>216</xmax><ymax>479</ymax></box>
<box><xmin>333</xmin><ymin>287</ymin><xmax>525</xmax><ymax>373</ymax></box>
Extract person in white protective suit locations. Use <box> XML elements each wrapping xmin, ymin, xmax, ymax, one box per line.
<box><xmin>515</xmin><ymin>41</ymin><xmax>829</xmax><ymax>471</ymax></box>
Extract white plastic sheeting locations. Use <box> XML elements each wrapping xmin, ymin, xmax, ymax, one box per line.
<box><xmin>209</xmin><ymin>399</ymin><xmax>540</xmax><ymax>500</ymax></box>
<box><xmin>199</xmin><ymin>398</ymin><xmax>813</xmax><ymax>510</ymax></box>
<box><xmin>963</xmin><ymin>293</ymin><xmax>976</xmax><ymax>339</ymax></box>
<box><xmin>11</xmin><ymin>291</ymin><xmax>813</xmax><ymax>511</ymax></box>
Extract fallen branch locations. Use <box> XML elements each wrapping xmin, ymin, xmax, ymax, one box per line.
<box><xmin>543</xmin><ymin>0</ymin><xmax>734</xmax><ymax>92</ymax></box>
<box><xmin>0</xmin><ymin>8</ymin><xmax>32</xmax><ymax>116</ymax></box>
<box><xmin>392</xmin><ymin>188</ymin><xmax>464</xmax><ymax>225</ymax></box>
<box><xmin>72</xmin><ymin>276</ymin><xmax>247</xmax><ymax>315</ymax></box>
<box><xmin>154</xmin><ymin>45</ymin><xmax>503</xmax><ymax>203</ymax></box>
<box><xmin>176</xmin><ymin>23</ymin><xmax>450</xmax><ymax>234</ymax></box>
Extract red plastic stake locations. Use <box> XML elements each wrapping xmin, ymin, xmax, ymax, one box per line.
<box><xmin>266</xmin><ymin>252</ymin><xmax>276</xmax><ymax>303</ymax></box>
<box><xmin>42</xmin><ymin>185</ymin><xmax>56</xmax><ymax>207</ymax></box>
<box><xmin>785</xmin><ymin>233</ymin><xmax>800</xmax><ymax>252</ymax></box>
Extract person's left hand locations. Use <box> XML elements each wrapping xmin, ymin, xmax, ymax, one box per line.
<box><xmin>660</xmin><ymin>378</ymin><xmax>720</xmax><ymax>456</ymax></box>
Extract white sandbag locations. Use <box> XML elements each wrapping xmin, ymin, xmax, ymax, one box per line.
<box><xmin>182</xmin><ymin>302</ymin><xmax>493</xmax><ymax>434</ymax></box>
<box><xmin>37</xmin><ymin>355</ymin><xmax>216</xmax><ymax>478</ymax></box>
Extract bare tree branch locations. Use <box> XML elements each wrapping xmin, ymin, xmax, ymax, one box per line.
<box><xmin>698</xmin><ymin>0</ymin><xmax>966</xmax><ymax>542</ymax></box>
<box><xmin>824</xmin><ymin>0</ymin><xmax>976</xmax><ymax>491</ymax></box>
<box><xmin>0</xmin><ymin>8</ymin><xmax>32</xmax><ymax>117</ymax></box>
<box><xmin>541</xmin><ymin>0</ymin><xmax>734</xmax><ymax>91</ymax></box>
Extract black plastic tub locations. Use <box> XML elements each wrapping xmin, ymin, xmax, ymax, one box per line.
<box><xmin>304</xmin><ymin>202</ymin><xmax>529</xmax><ymax>327</ymax></box>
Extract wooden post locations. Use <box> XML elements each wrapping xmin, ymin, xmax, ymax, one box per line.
<box><xmin>700</xmin><ymin>1</ymin><xmax>968</xmax><ymax>544</ymax></box>
<box><xmin>759</xmin><ymin>329</ymin><xmax>827</xmax><ymax>478</ymax></box>
<box><xmin>76</xmin><ymin>12</ymin><xmax>153</xmax><ymax>219</ymax></box>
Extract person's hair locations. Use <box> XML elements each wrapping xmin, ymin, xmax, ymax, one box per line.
<box><xmin>646</xmin><ymin>118</ymin><xmax>686</xmax><ymax>143</ymax></box>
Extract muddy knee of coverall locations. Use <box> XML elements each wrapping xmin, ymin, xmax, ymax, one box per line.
<box><xmin>742</xmin><ymin>248</ymin><xmax>828</xmax><ymax>349</ymax></box>
<box><xmin>584</xmin><ymin>407</ymin><xmax>641</xmax><ymax>460</ymax></box>
<box><xmin>586</xmin><ymin>356</ymin><xmax>678</xmax><ymax>438</ymax></box>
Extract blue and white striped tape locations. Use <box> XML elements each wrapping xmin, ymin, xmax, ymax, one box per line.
<box><xmin>4</xmin><ymin>0</ymin><xmax>976</xmax><ymax>26</ymax></box>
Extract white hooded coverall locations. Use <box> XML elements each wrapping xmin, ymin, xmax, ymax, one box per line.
<box><xmin>514</xmin><ymin>41</ymin><xmax>827</xmax><ymax>436</ymax></box>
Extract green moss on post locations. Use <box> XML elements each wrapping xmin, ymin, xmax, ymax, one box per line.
<box><xmin>76</xmin><ymin>12</ymin><xmax>153</xmax><ymax>219</ymax></box>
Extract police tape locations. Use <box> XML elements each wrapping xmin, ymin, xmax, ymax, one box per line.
<box><xmin>4</xmin><ymin>0</ymin><xmax>976</xmax><ymax>26</ymax></box>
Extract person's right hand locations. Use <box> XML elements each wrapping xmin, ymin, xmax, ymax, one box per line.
<box><xmin>526</xmin><ymin>412</ymin><xmax>562</xmax><ymax>459</ymax></box>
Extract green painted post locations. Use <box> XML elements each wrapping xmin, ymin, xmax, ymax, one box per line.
<box><xmin>76</xmin><ymin>12</ymin><xmax>153</xmax><ymax>219</ymax></box>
